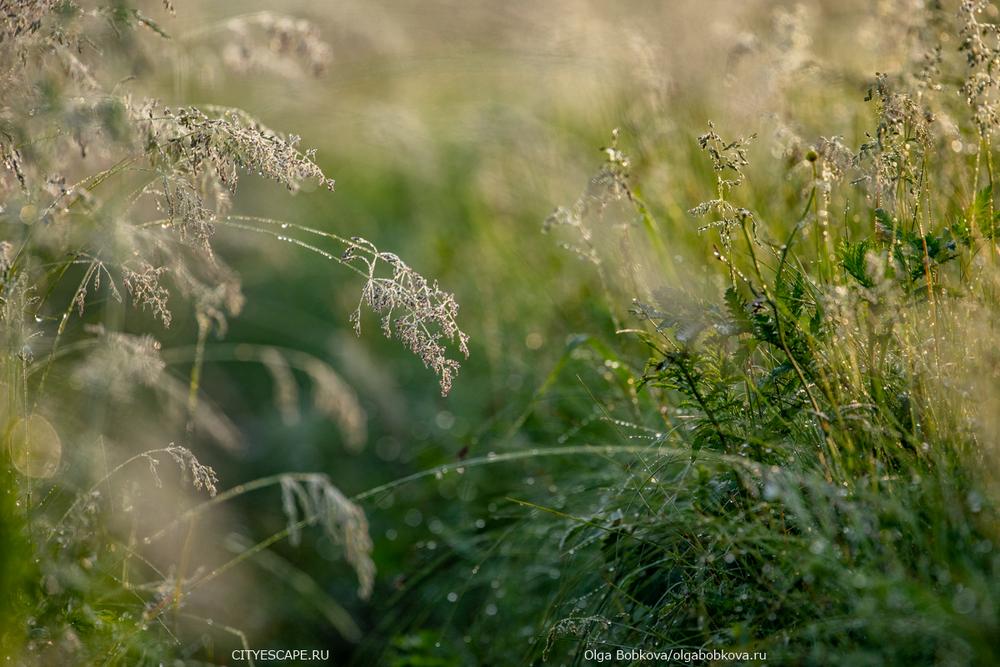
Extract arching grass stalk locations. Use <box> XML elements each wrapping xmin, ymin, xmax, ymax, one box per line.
<box><xmin>145</xmin><ymin>444</ymin><xmax>731</xmax><ymax>546</ymax></box>
<box><xmin>48</xmin><ymin>447</ymin><xmax>180</xmax><ymax>542</ymax></box>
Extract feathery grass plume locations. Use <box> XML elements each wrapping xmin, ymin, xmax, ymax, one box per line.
<box><xmin>169</xmin><ymin>259</ymin><xmax>246</xmax><ymax>334</ymax></box>
<box><xmin>543</xmin><ymin>128</ymin><xmax>633</xmax><ymax>266</ymax></box>
<box><xmin>229</xmin><ymin>343</ymin><xmax>367</xmax><ymax>449</ymax></box>
<box><xmin>208</xmin><ymin>11</ymin><xmax>333</xmax><ymax>77</ymax></box>
<box><xmin>133</xmin><ymin>102</ymin><xmax>335</xmax><ymax>195</ymax></box>
<box><xmin>280</xmin><ymin>474</ymin><xmax>375</xmax><ymax>599</ymax></box>
<box><xmin>0</xmin><ymin>0</ymin><xmax>58</xmax><ymax>44</ymax></box>
<box><xmin>139</xmin><ymin>444</ymin><xmax>218</xmax><ymax>498</ymax></box>
<box><xmin>346</xmin><ymin>236</ymin><xmax>469</xmax><ymax>396</ymax></box>
<box><xmin>50</xmin><ymin>442</ymin><xmax>218</xmax><ymax>550</ymax></box>
<box><xmin>726</xmin><ymin>4</ymin><xmax>816</xmax><ymax>108</ymax></box>
<box><xmin>122</xmin><ymin>262</ymin><xmax>172</xmax><ymax>327</ymax></box>
<box><xmin>0</xmin><ymin>240</ymin><xmax>14</xmax><ymax>273</ymax></box>
<box><xmin>260</xmin><ymin>348</ymin><xmax>366</xmax><ymax>441</ymax></box>
<box><xmin>0</xmin><ymin>134</ymin><xmax>26</xmax><ymax>193</ymax></box>
<box><xmin>216</xmin><ymin>218</ymin><xmax>469</xmax><ymax>394</ymax></box>
<box><xmin>860</xmin><ymin>72</ymin><xmax>933</xmax><ymax>211</ymax></box>
<box><xmin>260</xmin><ymin>347</ymin><xmax>301</xmax><ymax>425</ymax></box>
<box><xmin>164</xmin><ymin>444</ymin><xmax>218</xmax><ymax>497</ymax></box>
<box><xmin>688</xmin><ymin>123</ymin><xmax>756</xmax><ymax>236</ymax></box>
<box><xmin>771</xmin><ymin>5</ymin><xmax>812</xmax><ymax>76</ymax></box>
<box><xmin>154</xmin><ymin>174</ymin><xmax>220</xmax><ymax>254</ymax></box>
<box><xmin>960</xmin><ymin>0</ymin><xmax>1000</xmax><ymax>136</ymax></box>
<box><xmin>812</xmin><ymin>135</ymin><xmax>853</xmax><ymax>197</ymax></box>
<box><xmin>302</xmin><ymin>356</ymin><xmax>367</xmax><ymax>451</ymax></box>
<box><xmin>688</xmin><ymin>122</ymin><xmax>759</xmax><ymax>288</ymax></box>
<box><xmin>71</xmin><ymin>326</ymin><xmax>165</xmax><ymax>401</ymax></box>
<box><xmin>541</xmin><ymin>128</ymin><xmax>654</xmax><ymax>329</ymax></box>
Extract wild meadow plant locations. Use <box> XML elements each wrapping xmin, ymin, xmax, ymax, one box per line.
<box><xmin>0</xmin><ymin>2</ymin><xmax>466</xmax><ymax>663</ymax></box>
<box><xmin>4</xmin><ymin>1</ymin><xmax>1000</xmax><ymax>665</ymax></box>
<box><xmin>371</xmin><ymin>3</ymin><xmax>1000</xmax><ymax>666</ymax></box>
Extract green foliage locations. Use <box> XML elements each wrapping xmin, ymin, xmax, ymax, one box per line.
<box><xmin>970</xmin><ymin>184</ymin><xmax>999</xmax><ymax>239</ymax></box>
<box><xmin>4</xmin><ymin>1</ymin><xmax>1000</xmax><ymax>666</ymax></box>
<box><xmin>360</xmin><ymin>4</ymin><xmax>1000</xmax><ymax>665</ymax></box>
<box><xmin>840</xmin><ymin>239</ymin><xmax>875</xmax><ymax>288</ymax></box>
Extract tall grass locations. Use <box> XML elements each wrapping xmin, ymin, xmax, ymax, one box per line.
<box><xmin>0</xmin><ymin>2</ymin><xmax>465</xmax><ymax>663</ymax></box>
<box><xmin>4</xmin><ymin>1</ymin><xmax>1000</xmax><ymax>665</ymax></box>
<box><xmin>367</xmin><ymin>2</ymin><xmax>1000</xmax><ymax>665</ymax></box>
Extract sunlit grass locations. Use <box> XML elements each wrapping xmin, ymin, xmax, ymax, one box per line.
<box><xmin>3</xmin><ymin>1</ymin><xmax>1000</xmax><ymax>665</ymax></box>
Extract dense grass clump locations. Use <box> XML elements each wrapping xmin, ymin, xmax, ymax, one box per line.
<box><xmin>368</xmin><ymin>3</ymin><xmax>1000</xmax><ymax>666</ymax></box>
<box><xmin>3</xmin><ymin>1</ymin><xmax>1000</xmax><ymax>666</ymax></box>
